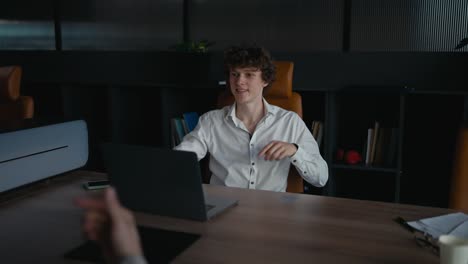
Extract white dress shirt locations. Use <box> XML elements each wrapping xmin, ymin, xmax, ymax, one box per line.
<box><xmin>174</xmin><ymin>99</ymin><xmax>328</xmax><ymax>192</ymax></box>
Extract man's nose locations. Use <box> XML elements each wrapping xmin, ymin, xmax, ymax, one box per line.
<box><xmin>236</xmin><ymin>75</ymin><xmax>246</xmax><ymax>84</ymax></box>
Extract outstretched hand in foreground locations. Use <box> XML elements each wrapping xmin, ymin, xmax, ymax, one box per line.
<box><xmin>75</xmin><ymin>187</ymin><xmax>143</xmax><ymax>263</ymax></box>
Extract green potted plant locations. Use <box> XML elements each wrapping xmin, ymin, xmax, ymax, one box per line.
<box><xmin>169</xmin><ymin>40</ymin><xmax>215</xmax><ymax>53</ymax></box>
<box><xmin>455</xmin><ymin>38</ymin><xmax>468</xmax><ymax>50</ymax></box>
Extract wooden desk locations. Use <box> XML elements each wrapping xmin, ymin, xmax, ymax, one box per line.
<box><xmin>0</xmin><ymin>170</ymin><xmax>452</xmax><ymax>263</ymax></box>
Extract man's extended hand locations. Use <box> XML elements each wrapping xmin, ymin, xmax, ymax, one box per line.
<box><xmin>258</xmin><ymin>141</ymin><xmax>297</xmax><ymax>161</ymax></box>
<box><xmin>75</xmin><ymin>187</ymin><xmax>143</xmax><ymax>262</ymax></box>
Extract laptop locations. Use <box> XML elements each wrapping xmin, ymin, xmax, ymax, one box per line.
<box><xmin>101</xmin><ymin>143</ymin><xmax>238</xmax><ymax>221</ymax></box>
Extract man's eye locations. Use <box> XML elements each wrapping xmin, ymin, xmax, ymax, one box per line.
<box><xmin>231</xmin><ymin>72</ymin><xmax>239</xmax><ymax>77</ymax></box>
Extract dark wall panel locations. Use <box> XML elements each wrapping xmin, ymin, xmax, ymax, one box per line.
<box><xmin>3</xmin><ymin>0</ymin><xmax>468</xmax><ymax>52</ymax></box>
<box><xmin>2</xmin><ymin>50</ymin><xmax>468</xmax><ymax>93</ymax></box>
<box><xmin>351</xmin><ymin>0</ymin><xmax>468</xmax><ymax>52</ymax></box>
<box><xmin>190</xmin><ymin>0</ymin><xmax>344</xmax><ymax>52</ymax></box>
<box><xmin>61</xmin><ymin>0</ymin><xmax>183</xmax><ymax>50</ymax></box>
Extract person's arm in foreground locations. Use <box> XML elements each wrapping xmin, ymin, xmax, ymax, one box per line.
<box><xmin>75</xmin><ymin>187</ymin><xmax>147</xmax><ymax>264</ymax></box>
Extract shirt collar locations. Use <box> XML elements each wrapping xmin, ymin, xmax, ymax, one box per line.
<box><xmin>227</xmin><ymin>102</ymin><xmax>239</xmax><ymax>126</ymax></box>
<box><xmin>262</xmin><ymin>98</ymin><xmax>276</xmax><ymax>116</ymax></box>
<box><xmin>226</xmin><ymin>98</ymin><xmax>276</xmax><ymax>123</ymax></box>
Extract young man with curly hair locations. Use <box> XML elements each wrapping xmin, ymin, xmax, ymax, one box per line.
<box><xmin>175</xmin><ymin>45</ymin><xmax>328</xmax><ymax>192</ymax></box>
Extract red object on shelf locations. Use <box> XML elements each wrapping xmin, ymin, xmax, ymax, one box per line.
<box><xmin>344</xmin><ymin>150</ymin><xmax>362</xmax><ymax>165</ymax></box>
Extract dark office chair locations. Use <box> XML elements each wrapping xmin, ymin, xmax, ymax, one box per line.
<box><xmin>217</xmin><ymin>61</ymin><xmax>304</xmax><ymax>193</ymax></box>
<box><xmin>0</xmin><ymin>66</ymin><xmax>34</xmax><ymax>121</ymax></box>
<box><xmin>450</xmin><ymin>124</ymin><xmax>468</xmax><ymax>211</ymax></box>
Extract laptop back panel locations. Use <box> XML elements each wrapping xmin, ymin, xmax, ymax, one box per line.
<box><xmin>102</xmin><ymin>143</ymin><xmax>208</xmax><ymax>221</ymax></box>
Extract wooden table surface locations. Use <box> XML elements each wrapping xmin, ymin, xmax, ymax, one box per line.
<box><xmin>0</xmin><ymin>170</ymin><xmax>453</xmax><ymax>263</ymax></box>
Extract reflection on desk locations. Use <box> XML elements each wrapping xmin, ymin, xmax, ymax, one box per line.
<box><xmin>0</xmin><ymin>170</ymin><xmax>453</xmax><ymax>263</ymax></box>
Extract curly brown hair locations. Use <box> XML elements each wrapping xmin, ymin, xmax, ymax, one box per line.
<box><xmin>224</xmin><ymin>45</ymin><xmax>276</xmax><ymax>91</ymax></box>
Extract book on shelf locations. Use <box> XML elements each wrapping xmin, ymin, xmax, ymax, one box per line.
<box><xmin>315</xmin><ymin>121</ymin><xmax>322</xmax><ymax>139</ymax></box>
<box><xmin>316</xmin><ymin>122</ymin><xmax>323</xmax><ymax>149</ymax></box>
<box><xmin>181</xmin><ymin>118</ymin><xmax>189</xmax><ymax>135</ymax></box>
<box><xmin>183</xmin><ymin>112</ymin><xmax>200</xmax><ymax>132</ymax></box>
<box><xmin>363</xmin><ymin>124</ymin><xmax>398</xmax><ymax>167</ymax></box>
<box><xmin>170</xmin><ymin>118</ymin><xmax>179</xmax><ymax>147</ymax></box>
<box><xmin>369</xmin><ymin>121</ymin><xmax>380</xmax><ymax>164</ymax></box>
<box><xmin>310</xmin><ymin>120</ymin><xmax>323</xmax><ymax>149</ymax></box>
<box><xmin>170</xmin><ymin>112</ymin><xmax>200</xmax><ymax>148</ymax></box>
<box><xmin>170</xmin><ymin>118</ymin><xmax>185</xmax><ymax>147</ymax></box>
<box><xmin>374</xmin><ymin>127</ymin><xmax>387</xmax><ymax>165</ymax></box>
<box><xmin>365</xmin><ymin>128</ymin><xmax>374</xmax><ymax>165</ymax></box>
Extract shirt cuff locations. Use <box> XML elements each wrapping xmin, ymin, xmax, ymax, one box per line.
<box><xmin>290</xmin><ymin>144</ymin><xmax>305</xmax><ymax>165</ymax></box>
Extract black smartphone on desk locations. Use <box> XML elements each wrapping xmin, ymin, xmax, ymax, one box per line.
<box><xmin>82</xmin><ymin>180</ymin><xmax>110</xmax><ymax>190</ymax></box>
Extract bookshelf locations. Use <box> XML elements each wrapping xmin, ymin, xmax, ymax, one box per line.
<box><xmin>301</xmin><ymin>87</ymin><xmax>408</xmax><ymax>202</ymax></box>
<box><xmin>301</xmin><ymin>87</ymin><xmax>466</xmax><ymax>206</ymax></box>
<box><xmin>330</xmin><ymin>90</ymin><xmax>405</xmax><ymax>202</ymax></box>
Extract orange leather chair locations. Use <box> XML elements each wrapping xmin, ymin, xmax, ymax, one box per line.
<box><xmin>217</xmin><ymin>61</ymin><xmax>304</xmax><ymax>193</ymax></box>
<box><xmin>0</xmin><ymin>66</ymin><xmax>34</xmax><ymax>121</ymax></box>
<box><xmin>450</xmin><ymin>125</ymin><xmax>468</xmax><ymax>211</ymax></box>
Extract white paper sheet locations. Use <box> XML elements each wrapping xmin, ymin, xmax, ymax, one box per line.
<box><xmin>407</xmin><ymin>212</ymin><xmax>468</xmax><ymax>239</ymax></box>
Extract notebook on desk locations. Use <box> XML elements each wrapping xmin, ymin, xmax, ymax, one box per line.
<box><xmin>101</xmin><ymin>143</ymin><xmax>238</xmax><ymax>221</ymax></box>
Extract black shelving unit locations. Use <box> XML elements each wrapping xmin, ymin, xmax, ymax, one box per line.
<box><xmin>300</xmin><ymin>86</ymin><xmax>467</xmax><ymax>207</ymax></box>
<box><xmin>329</xmin><ymin>89</ymin><xmax>405</xmax><ymax>203</ymax></box>
<box><xmin>302</xmin><ymin>87</ymin><xmax>409</xmax><ymax>203</ymax></box>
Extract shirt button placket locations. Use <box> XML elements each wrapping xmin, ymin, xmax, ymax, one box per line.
<box><xmin>248</xmin><ymin>139</ymin><xmax>256</xmax><ymax>189</ymax></box>
<box><xmin>249</xmin><ymin>161</ymin><xmax>255</xmax><ymax>188</ymax></box>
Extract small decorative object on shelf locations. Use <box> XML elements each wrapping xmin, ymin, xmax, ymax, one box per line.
<box><xmin>344</xmin><ymin>150</ymin><xmax>362</xmax><ymax>165</ymax></box>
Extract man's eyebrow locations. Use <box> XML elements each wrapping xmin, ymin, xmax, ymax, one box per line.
<box><xmin>230</xmin><ymin>68</ymin><xmax>260</xmax><ymax>73</ymax></box>
<box><xmin>242</xmin><ymin>68</ymin><xmax>261</xmax><ymax>72</ymax></box>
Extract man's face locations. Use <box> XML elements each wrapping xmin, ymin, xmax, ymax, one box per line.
<box><xmin>229</xmin><ymin>67</ymin><xmax>268</xmax><ymax>105</ymax></box>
